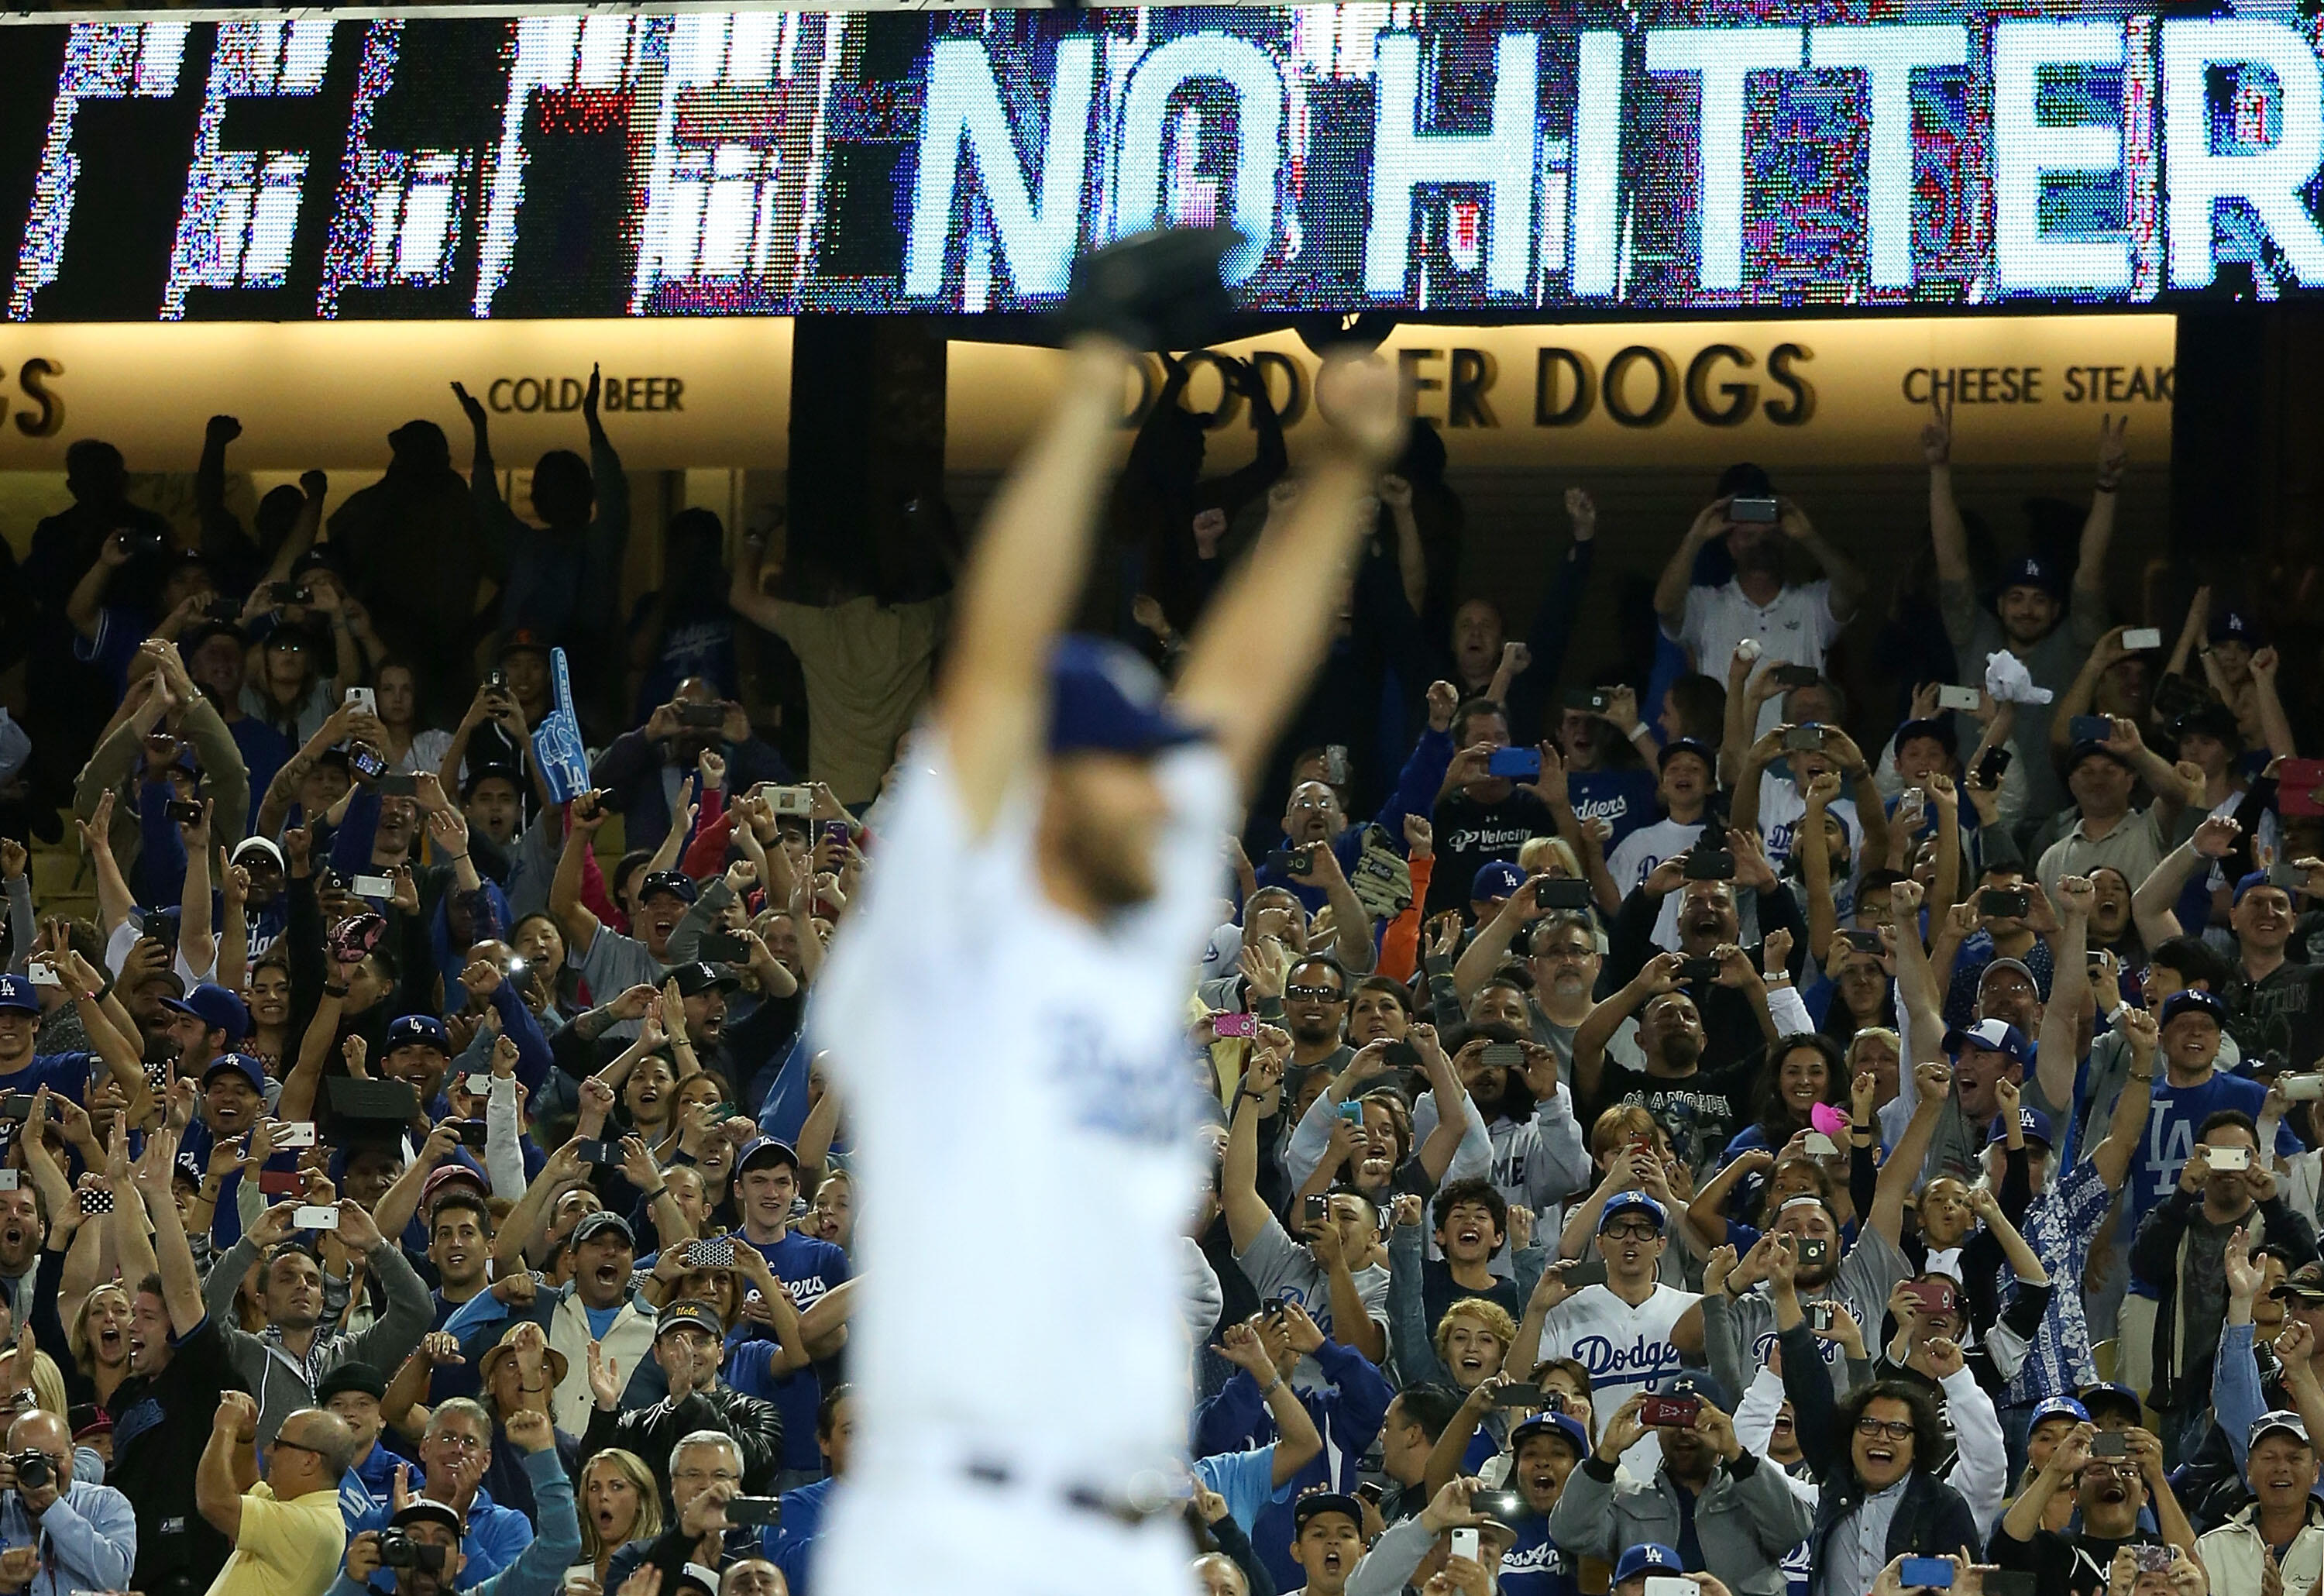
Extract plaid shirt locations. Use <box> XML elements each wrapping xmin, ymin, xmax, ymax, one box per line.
<box><xmin>2003</xmin><ymin>1161</ymin><xmax>2116</xmax><ymax>1403</ymax></box>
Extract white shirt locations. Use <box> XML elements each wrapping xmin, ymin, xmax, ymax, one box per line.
<box><xmin>1756</xmin><ymin>771</ymin><xmax>1862</xmax><ymax>920</ymax></box>
<box><xmin>816</xmin><ymin>736</ymin><xmax>1234</xmax><ymax>1484</ymax></box>
<box><xmin>1607</xmin><ymin>818</ymin><xmax>1706</xmax><ymax>950</ymax></box>
<box><xmin>1673</xmin><ymin>579</ymin><xmax>1843</xmax><ymax>735</ymax></box>
<box><xmin>1535</xmin><ymin>1281</ymin><xmax>1700</xmax><ymax>1474</ymax></box>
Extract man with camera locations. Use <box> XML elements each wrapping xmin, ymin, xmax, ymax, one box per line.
<box><xmin>197</xmin><ymin>1391</ymin><xmax>353</xmax><ymax>1596</ymax></box>
<box><xmin>579</xmin><ymin>1302</ymin><xmax>782</xmax><ymax>1515</ymax></box>
<box><xmin>328</xmin><ymin>1409</ymin><xmax>576</xmax><ymax>1596</ymax></box>
<box><xmin>1548</xmin><ymin>1373</ymin><xmax>1810</xmax><ymax>1596</ymax></box>
<box><xmin>1992</xmin><ymin>1419</ymin><xmax>2198</xmax><ymax>1596</ymax></box>
<box><xmin>0</xmin><ymin>1408</ymin><xmax>135</xmax><ymax>1596</ymax></box>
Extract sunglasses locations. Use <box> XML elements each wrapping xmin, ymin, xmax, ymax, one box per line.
<box><xmin>1285</xmin><ymin>985</ymin><xmax>1344</xmax><ymax>1003</ymax></box>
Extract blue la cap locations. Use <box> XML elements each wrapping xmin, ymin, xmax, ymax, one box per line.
<box><xmin>2030</xmin><ymin>1395</ymin><xmax>2091</xmax><ymax>1429</ymax></box>
<box><xmin>737</xmin><ymin>1137</ymin><xmax>800</xmax><ymax>1175</ymax></box>
<box><xmin>1999</xmin><ymin>554</ymin><xmax>2063</xmax><ymax>597</ymax></box>
<box><xmin>1613</xmin><ymin>1544</ymin><xmax>1684</xmax><ymax>1584</ymax></box>
<box><xmin>1510</xmin><ymin>1411</ymin><xmax>1591</xmax><ymax>1459</ymax></box>
<box><xmin>1987</xmin><ymin>1106</ymin><xmax>2053</xmax><ymax>1148</ymax></box>
<box><xmin>1290</xmin><ymin>1491</ymin><xmax>1365</xmax><ymax>1535</ymax></box>
<box><xmin>2210</xmin><ymin>609</ymin><xmax>2258</xmax><ymax>645</ymax></box>
<box><xmin>1942</xmin><ymin>1018</ymin><xmax>2030</xmax><ymax>1065</ymax></box>
<box><xmin>2234</xmin><ymin>871</ymin><xmax>2284</xmax><ymax>907</ymax></box>
<box><xmin>161</xmin><ymin>981</ymin><xmax>249</xmax><ymax>1044</ymax></box>
<box><xmin>0</xmin><ymin>975</ymin><xmax>39</xmax><ymax>1016</ymax></box>
<box><xmin>384</xmin><ymin>1014</ymin><xmax>449</xmax><ymax>1054</ymax></box>
<box><xmin>2160</xmin><ymin>989</ymin><xmax>2228</xmax><ymax>1030</ymax></box>
<box><xmin>200</xmin><ymin>1053</ymin><xmax>267</xmax><ymax>1092</ymax></box>
<box><xmin>1597</xmin><ymin>1190</ymin><xmax>1667</xmax><ymax>1235</ymax></box>
<box><xmin>1658</xmin><ymin>737</ymin><xmax>1717</xmax><ymax>774</ymax></box>
<box><xmin>2078</xmin><ymin>1381</ymin><xmax>2143</xmax><ymax>1424</ymax></box>
<box><xmin>1471</xmin><ymin>860</ymin><xmax>1526</xmax><ymax>901</ymax></box>
<box><xmin>1047</xmin><ymin>636</ymin><xmax>1202</xmax><ymax>757</ymax></box>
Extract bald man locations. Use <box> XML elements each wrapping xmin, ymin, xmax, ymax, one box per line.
<box><xmin>0</xmin><ymin>1408</ymin><xmax>136</xmax><ymax>1596</ymax></box>
<box><xmin>198</xmin><ymin>1395</ymin><xmax>352</xmax><ymax>1596</ymax></box>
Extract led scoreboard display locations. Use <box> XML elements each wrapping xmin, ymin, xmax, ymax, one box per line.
<box><xmin>2</xmin><ymin>2</ymin><xmax>2322</xmax><ymax>322</ymax></box>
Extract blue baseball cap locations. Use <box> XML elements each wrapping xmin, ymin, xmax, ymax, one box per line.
<box><xmin>384</xmin><ymin>1014</ymin><xmax>449</xmax><ymax>1054</ymax></box>
<box><xmin>1510</xmin><ymin>1411</ymin><xmax>1590</xmax><ymax>1459</ymax></box>
<box><xmin>0</xmin><ymin>975</ymin><xmax>39</xmax><ymax>1016</ymax></box>
<box><xmin>1597</xmin><ymin>1190</ymin><xmax>1667</xmax><ymax>1235</ymax></box>
<box><xmin>1047</xmin><ymin>636</ymin><xmax>1201</xmax><ymax>757</ymax></box>
<box><xmin>2234</xmin><ymin>871</ymin><xmax>2285</xmax><ymax>907</ymax></box>
<box><xmin>2030</xmin><ymin>1395</ymin><xmax>2090</xmax><ymax>1429</ymax></box>
<box><xmin>1987</xmin><ymin>1106</ymin><xmax>2053</xmax><ymax>1149</ymax></box>
<box><xmin>1662</xmin><ymin>1370</ymin><xmax>1731</xmax><ymax>1412</ymax></box>
<box><xmin>2078</xmin><ymin>1382</ymin><xmax>2143</xmax><ymax>1425</ymax></box>
<box><xmin>2210</xmin><ymin>609</ymin><xmax>2258</xmax><ymax>645</ymax></box>
<box><xmin>1613</xmin><ymin>1544</ymin><xmax>1684</xmax><ymax>1584</ymax></box>
<box><xmin>1942</xmin><ymin>1018</ymin><xmax>2029</xmax><ymax>1065</ymax></box>
<box><xmin>736</xmin><ymin>1137</ymin><xmax>800</xmax><ymax>1175</ymax></box>
<box><xmin>161</xmin><ymin>982</ymin><xmax>249</xmax><ymax>1044</ymax></box>
<box><xmin>200</xmin><ymin>1053</ymin><xmax>267</xmax><ymax>1093</ymax></box>
<box><xmin>2160</xmin><ymin>989</ymin><xmax>2228</xmax><ymax>1030</ymax></box>
<box><xmin>638</xmin><ymin>869</ymin><xmax>699</xmax><ymax>905</ymax></box>
<box><xmin>1471</xmin><ymin>860</ymin><xmax>1526</xmax><ymax>902</ymax></box>
<box><xmin>1291</xmin><ymin>1491</ymin><xmax>1364</xmax><ymax>1536</ymax></box>
<box><xmin>1658</xmin><ymin>737</ymin><xmax>1717</xmax><ymax>774</ymax></box>
<box><xmin>1999</xmin><ymin>554</ymin><xmax>2063</xmax><ymax>597</ymax></box>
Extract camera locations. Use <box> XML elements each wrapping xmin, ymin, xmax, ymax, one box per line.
<box><xmin>9</xmin><ymin>1450</ymin><xmax>51</xmax><ymax>1490</ymax></box>
<box><xmin>377</xmin><ymin>1531</ymin><xmax>446</xmax><ymax>1572</ymax></box>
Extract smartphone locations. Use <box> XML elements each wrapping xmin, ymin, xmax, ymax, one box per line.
<box><xmin>1645</xmin><ymin>1581</ymin><xmax>1698</xmax><ymax>1596</ymax></box>
<box><xmin>1264</xmin><ymin>848</ymin><xmax>1314</xmax><ymax>877</ymax></box>
<box><xmin>1899</xmin><ymin>1559</ymin><xmax>1955</xmax><ymax>1589</ymax></box>
<box><xmin>348</xmin><ymin>742</ymin><xmax>388</xmax><ymax>782</ymax></box>
<box><xmin>766</xmin><ymin>785</ymin><xmax>816</xmax><ymax>817</ymax></box>
<box><xmin>1784</xmin><ymin>724</ymin><xmax>1827</xmax><ymax>752</ymax></box>
<box><xmin>2092</xmin><ymin>1431</ymin><xmax>2130</xmax><ymax>1459</ymax></box>
<box><xmin>690</xmin><ymin>1237</ymin><xmax>737</xmax><ymax>1269</ymax></box>
<box><xmin>166</xmin><ymin>799</ymin><xmax>205</xmax><ymax>826</ymax></box>
<box><xmin>1486</xmin><ymin>747</ymin><xmax>1542</xmax><ymax>779</ymax></box>
<box><xmin>1772</xmin><ymin>663</ymin><xmax>1822</xmax><ymax>688</ymax></box>
<box><xmin>1796</xmin><ymin>1237</ymin><xmax>1829</xmax><ymax>1267</ymax></box>
<box><xmin>1809</xmin><ymin>1302</ymin><xmax>1834</xmax><ymax>1331</ymax></box>
<box><xmin>292</xmin><ymin>1204</ymin><xmax>341</xmax><ymax>1230</ymax></box>
<box><xmin>1480</xmin><ymin>1043</ymin><xmax>1525</xmax><ymax>1068</ymax></box>
<box><xmin>1353</xmin><ymin>1481</ymin><xmax>1385</xmax><ymax>1507</ymax></box>
<box><xmin>2281</xmin><ymin>758</ymin><xmax>2324</xmax><ymax>819</ymax></box>
<box><xmin>721</xmin><ymin>1496</ymin><xmax>782</xmax><ymax>1527</ymax></box>
<box><xmin>577</xmin><ymin>1139</ymin><xmax>621</xmax><ymax>1167</ymax></box>
<box><xmin>1902</xmin><ymin>1278</ymin><xmax>1959</xmax><ymax>1319</ymax></box>
<box><xmin>2131</xmin><ymin>1546</ymin><xmax>2173</xmax><ymax>1574</ymax></box>
<box><xmin>1380</xmin><ymin>1040</ymin><xmax>1422</xmax><ymax>1070</ymax></box>
<box><xmin>1803</xmin><ymin>1132</ymin><xmax>1840</xmax><ymax>1159</ymax></box>
<box><xmin>256</xmin><ymin>1170</ymin><xmax>303</xmax><ymax>1195</ymax></box>
<box><xmin>265</xmin><ymin>581</ymin><xmax>311</xmax><ymax>606</ymax></box>
<box><xmin>1490</xmin><ymin>1383</ymin><xmax>1545</xmax><ymax>1408</ymax></box>
<box><xmin>1841</xmin><ymin>928</ymin><xmax>1886</xmax><ymax>955</ymax></box>
<box><xmin>1449</xmin><ymin>1528</ymin><xmax>1480</xmax><ymax>1563</ymax></box>
<box><xmin>2122</xmin><ymin>628</ymin><xmax>2164</xmax><ymax>652</ymax></box>
<box><xmin>2068</xmin><ymin>714</ymin><xmax>2116</xmax><ymax>745</ymax></box>
<box><xmin>1936</xmin><ymin>685</ymin><xmax>1982</xmax><ymax>712</ymax></box>
<box><xmin>1335</xmin><ymin>1100</ymin><xmax>1365</xmax><ymax>1126</ymax></box>
<box><xmin>1638</xmin><ymin>1393</ymin><xmax>1702</xmax><ymax>1427</ymax></box>
<box><xmin>1535</xmin><ymin>879</ymin><xmax>1591</xmax><ymax>910</ymax></box>
<box><xmin>1979</xmin><ymin>887</ymin><xmax>2031</xmax><ymax>918</ymax></box>
<box><xmin>698</xmin><ymin>930</ymin><xmax>751</xmax><ymax>963</ymax></box>
<box><xmin>2209</xmin><ymin>1145</ymin><xmax>2252</xmax><ymax>1171</ymax></box>
<box><xmin>274</xmin><ymin>1121</ymin><xmax>318</xmax><ymax>1149</ymax></box>
<box><xmin>452</xmin><ymin>1119</ymin><xmax>490</xmax><ymax>1150</ymax></box>
<box><xmin>1729</xmin><ymin>496</ymin><xmax>1780</xmax><ymax>524</ymax></box>
<box><xmin>1212</xmin><ymin>1013</ymin><xmax>1256</xmax><ymax>1040</ymax></box>
<box><xmin>77</xmin><ymin>1188</ymin><xmax>112</xmax><ymax>1216</ymax></box>
<box><xmin>1563</xmin><ymin>688</ymin><xmax>1611</xmax><ymax>714</ymax></box>
<box><xmin>1563</xmin><ymin>1256</ymin><xmax>1610</xmax><ymax>1289</ymax></box>
<box><xmin>1303</xmin><ymin>1194</ymin><xmax>1329</xmax><ymax>1226</ymax></box>
<box><xmin>378</xmin><ymin>773</ymin><xmax>417</xmax><ymax>799</ymax></box>
<box><xmin>351</xmin><ymin>874</ymin><xmax>395</xmax><ymax>899</ymax></box>
<box><xmin>2281</xmin><ymin>1075</ymin><xmax>2324</xmax><ymax>1102</ymax></box>
<box><xmin>24</xmin><ymin>961</ymin><xmax>60</xmax><ymax>989</ymax></box>
<box><xmin>0</xmin><ymin>1096</ymin><xmax>35</xmax><ymax>1123</ymax></box>
<box><xmin>1678</xmin><ymin>956</ymin><xmax>1723</xmax><ymax>982</ymax></box>
<box><xmin>485</xmin><ymin>668</ymin><xmax>508</xmax><ymax>692</ymax></box>
<box><xmin>345</xmin><ymin>687</ymin><xmax>376</xmax><ymax>714</ymax></box>
<box><xmin>1682</xmin><ymin>849</ymin><xmax>1735</xmax><ymax>882</ymax></box>
<box><xmin>679</xmin><ymin>701</ymin><xmax>726</xmax><ymax>728</ymax></box>
<box><xmin>1975</xmin><ymin>744</ymin><xmax>2013</xmax><ymax>787</ymax></box>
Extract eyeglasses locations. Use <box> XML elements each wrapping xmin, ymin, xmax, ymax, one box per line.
<box><xmin>1285</xmin><ymin>985</ymin><xmax>1344</xmax><ymax>1003</ymax></box>
<box><xmin>430</xmin><ymin>1431</ymin><xmax>487</xmax><ymax>1453</ymax></box>
<box><xmin>2079</xmin><ymin>1460</ymin><xmax>2138</xmax><ymax>1479</ymax></box>
<box><xmin>1855</xmin><ymin>1417</ymin><xmax>1915</xmax><ymax>1443</ymax></box>
<box><xmin>1601</xmin><ymin>1221</ymin><xmax>1661</xmax><ymax>1241</ymax></box>
<box><xmin>271</xmin><ymin>1436</ymin><xmax>329</xmax><ymax>1462</ymax></box>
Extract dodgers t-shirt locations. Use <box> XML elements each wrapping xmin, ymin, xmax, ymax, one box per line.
<box><xmin>2120</xmin><ymin>1070</ymin><xmax>2301</xmax><ymax>1297</ymax></box>
<box><xmin>1565</xmin><ymin>769</ymin><xmax>1659</xmax><ymax>854</ymax></box>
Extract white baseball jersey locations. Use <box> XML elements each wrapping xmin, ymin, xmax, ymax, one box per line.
<box><xmin>815</xmin><ymin>736</ymin><xmax>1233</xmax><ymax>1488</ymax></box>
<box><xmin>1536</xmin><ymin>1281</ymin><xmax>1700</xmax><ymax>1473</ymax></box>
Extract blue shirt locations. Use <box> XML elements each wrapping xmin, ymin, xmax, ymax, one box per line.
<box><xmin>2122</xmin><ymin>1070</ymin><xmax>2301</xmax><ymax>1297</ymax></box>
<box><xmin>1566</xmin><ymin>768</ymin><xmax>1659</xmax><ymax>852</ymax></box>
<box><xmin>339</xmin><ymin>1438</ymin><xmax>418</xmax><ymax>1525</ymax></box>
<box><xmin>761</xmin><ymin>1475</ymin><xmax>834</xmax><ymax>1596</ymax></box>
<box><xmin>349</xmin><ymin>1484</ymin><xmax>532</xmax><ymax>1586</ymax></box>
<box><xmin>726</xmin><ymin>1337</ymin><xmax>821</xmax><ymax>1474</ymax></box>
<box><xmin>1497</xmin><ymin>1513</ymin><xmax>1580</xmax><ymax>1596</ymax></box>
<box><xmin>1193</xmin><ymin>1444</ymin><xmax>1293</xmax><ymax>1536</ymax></box>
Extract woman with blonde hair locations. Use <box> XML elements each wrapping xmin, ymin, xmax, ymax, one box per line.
<box><xmin>64</xmin><ymin>1282</ymin><xmax>134</xmax><ymax>1408</ymax></box>
<box><xmin>572</xmin><ymin>1447</ymin><xmax>663</xmax><ymax>1588</ymax></box>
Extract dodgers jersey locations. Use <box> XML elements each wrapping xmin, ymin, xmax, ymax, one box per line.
<box><xmin>816</xmin><ymin>738</ymin><xmax>1233</xmax><ymax>1484</ymax></box>
<box><xmin>1536</xmin><ymin>1281</ymin><xmax>1698</xmax><ymax>1472</ymax></box>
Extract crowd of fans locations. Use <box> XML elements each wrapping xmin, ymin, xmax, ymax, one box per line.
<box><xmin>0</xmin><ymin>359</ymin><xmax>2318</xmax><ymax>1596</ymax></box>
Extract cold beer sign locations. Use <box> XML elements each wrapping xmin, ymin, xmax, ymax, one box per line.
<box><xmin>3</xmin><ymin>2</ymin><xmax>2322</xmax><ymax>321</ymax></box>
